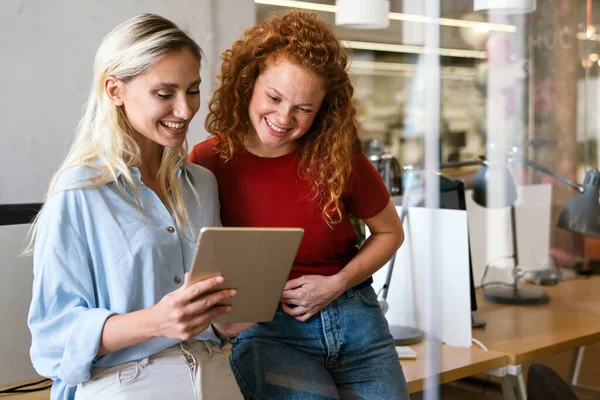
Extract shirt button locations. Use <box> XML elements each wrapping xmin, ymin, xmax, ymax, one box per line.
<box><xmin>167</xmin><ymin>226</ymin><xmax>175</xmax><ymax>233</ymax></box>
<box><xmin>174</xmin><ymin>276</ymin><xmax>182</xmax><ymax>284</ymax></box>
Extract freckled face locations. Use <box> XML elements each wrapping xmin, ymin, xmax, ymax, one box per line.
<box><xmin>246</xmin><ymin>58</ymin><xmax>326</xmax><ymax>157</ymax></box>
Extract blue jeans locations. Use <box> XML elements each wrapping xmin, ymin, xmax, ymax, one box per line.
<box><xmin>229</xmin><ymin>284</ymin><xmax>409</xmax><ymax>399</ymax></box>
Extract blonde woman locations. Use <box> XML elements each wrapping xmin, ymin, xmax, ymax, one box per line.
<box><xmin>27</xmin><ymin>14</ymin><xmax>243</xmax><ymax>400</ymax></box>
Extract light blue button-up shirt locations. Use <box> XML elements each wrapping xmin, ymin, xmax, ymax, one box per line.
<box><xmin>28</xmin><ymin>163</ymin><xmax>222</xmax><ymax>400</ymax></box>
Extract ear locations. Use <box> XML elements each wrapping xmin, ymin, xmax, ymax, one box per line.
<box><xmin>104</xmin><ymin>76</ymin><xmax>125</xmax><ymax>106</ymax></box>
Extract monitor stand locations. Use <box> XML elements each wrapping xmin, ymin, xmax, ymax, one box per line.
<box><xmin>471</xmin><ymin>311</ymin><xmax>486</xmax><ymax>328</ymax></box>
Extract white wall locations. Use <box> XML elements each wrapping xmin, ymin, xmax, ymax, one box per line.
<box><xmin>0</xmin><ymin>0</ymin><xmax>255</xmax><ymax>385</ymax></box>
<box><xmin>0</xmin><ymin>0</ymin><xmax>254</xmax><ymax>204</ymax></box>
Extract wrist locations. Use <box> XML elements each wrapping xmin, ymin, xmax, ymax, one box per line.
<box><xmin>140</xmin><ymin>306</ymin><xmax>161</xmax><ymax>339</ymax></box>
<box><xmin>330</xmin><ymin>273</ymin><xmax>351</xmax><ymax>295</ymax></box>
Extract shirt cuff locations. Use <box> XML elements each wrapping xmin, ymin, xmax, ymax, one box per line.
<box><xmin>58</xmin><ymin>308</ymin><xmax>115</xmax><ymax>386</ymax></box>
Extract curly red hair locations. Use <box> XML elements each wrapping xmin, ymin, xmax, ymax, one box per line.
<box><xmin>206</xmin><ymin>12</ymin><xmax>362</xmax><ymax>225</ymax></box>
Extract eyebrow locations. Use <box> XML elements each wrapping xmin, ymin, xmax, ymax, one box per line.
<box><xmin>267</xmin><ymin>86</ymin><xmax>316</xmax><ymax>107</ymax></box>
<box><xmin>152</xmin><ymin>78</ymin><xmax>201</xmax><ymax>89</ymax></box>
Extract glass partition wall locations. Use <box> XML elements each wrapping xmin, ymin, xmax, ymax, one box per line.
<box><xmin>256</xmin><ymin>0</ymin><xmax>594</xmax><ymax>397</ymax></box>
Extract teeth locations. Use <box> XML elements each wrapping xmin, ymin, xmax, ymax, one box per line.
<box><xmin>266</xmin><ymin>119</ymin><xmax>289</xmax><ymax>133</ymax></box>
<box><xmin>161</xmin><ymin>121</ymin><xmax>185</xmax><ymax>130</ymax></box>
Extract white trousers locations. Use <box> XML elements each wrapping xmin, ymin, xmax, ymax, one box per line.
<box><xmin>75</xmin><ymin>340</ymin><xmax>243</xmax><ymax>400</ymax></box>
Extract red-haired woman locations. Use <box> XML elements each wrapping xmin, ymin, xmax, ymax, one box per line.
<box><xmin>189</xmin><ymin>12</ymin><xmax>409</xmax><ymax>399</ymax></box>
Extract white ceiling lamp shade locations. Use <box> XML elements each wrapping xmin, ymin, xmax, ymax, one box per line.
<box><xmin>335</xmin><ymin>0</ymin><xmax>390</xmax><ymax>29</ymax></box>
<box><xmin>474</xmin><ymin>0</ymin><xmax>536</xmax><ymax>14</ymax></box>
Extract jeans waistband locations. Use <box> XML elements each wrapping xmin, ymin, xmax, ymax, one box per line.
<box><xmin>352</xmin><ymin>276</ymin><xmax>373</xmax><ymax>291</ymax></box>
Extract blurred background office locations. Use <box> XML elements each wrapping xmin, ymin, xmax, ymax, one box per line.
<box><xmin>2</xmin><ymin>0</ymin><xmax>600</xmax><ymax>399</ymax></box>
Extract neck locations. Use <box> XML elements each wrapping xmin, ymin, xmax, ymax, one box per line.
<box><xmin>135</xmin><ymin>135</ymin><xmax>164</xmax><ymax>191</ymax></box>
<box><xmin>243</xmin><ymin>132</ymin><xmax>297</xmax><ymax>158</ymax></box>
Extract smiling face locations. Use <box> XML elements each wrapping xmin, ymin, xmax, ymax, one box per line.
<box><xmin>246</xmin><ymin>57</ymin><xmax>326</xmax><ymax>158</ymax></box>
<box><xmin>106</xmin><ymin>47</ymin><xmax>201</xmax><ymax>159</ymax></box>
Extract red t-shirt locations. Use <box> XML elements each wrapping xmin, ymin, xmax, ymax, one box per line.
<box><xmin>188</xmin><ymin>137</ymin><xmax>390</xmax><ymax>280</ymax></box>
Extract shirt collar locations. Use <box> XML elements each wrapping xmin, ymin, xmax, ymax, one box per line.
<box><xmin>90</xmin><ymin>159</ymin><xmax>189</xmax><ymax>184</ymax></box>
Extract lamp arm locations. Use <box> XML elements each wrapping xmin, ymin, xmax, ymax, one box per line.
<box><xmin>380</xmin><ymin>171</ymin><xmax>415</xmax><ymax>301</ymax></box>
<box><xmin>518</xmin><ymin>156</ymin><xmax>583</xmax><ymax>193</ymax></box>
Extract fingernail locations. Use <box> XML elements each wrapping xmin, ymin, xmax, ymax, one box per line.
<box><xmin>227</xmin><ymin>306</ymin><xmax>232</xmax><ymax>312</ymax></box>
<box><xmin>230</xmin><ymin>289</ymin><xmax>237</xmax><ymax>296</ymax></box>
<box><xmin>215</xmin><ymin>276</ymin><xmax>224</xmax><ymax>283</ymax></box>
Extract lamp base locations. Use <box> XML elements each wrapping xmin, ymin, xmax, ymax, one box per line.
<box><xmin>389</xmin><ymin>325</ymin><xmax>425</xmax><ymax>345</ymax></box>
<box><xmin>575</xmin><ymin>260</ymin><xmax>600</xmax><ymax>276</ymax></box>
<box><xmin>483</xmin><ymin>286</ymin><xmax>550</xmax><ymax>305</ymax></box>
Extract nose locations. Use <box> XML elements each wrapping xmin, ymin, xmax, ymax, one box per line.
<box><xmin>276</xmin><ymin>106</ymin><xmax>293</xmax><ymax>126</ymax></box>
<box><xmin>173</xmin><ymin>96</ymin><xmax>195</xmax><ymax>120</ymax></box>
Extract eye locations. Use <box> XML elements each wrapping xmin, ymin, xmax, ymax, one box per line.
<box><xmin>187</xmin><ymin>90</ymin><xmax>200</xmax><ymax>96</ymax></box>
<box><xmin>298</xmin><ymin>107</ymin><xmax>312</xmax><ymax>113</ymax></box>
<box><xmin>156</xmin><ymin>92</ymin><xmax>173</xmax><ymax>99</ymax></box>
<box><xmin>267</xmin><ymin>94</ymin><xmax>280</xmax><ymax>102</ymax></box>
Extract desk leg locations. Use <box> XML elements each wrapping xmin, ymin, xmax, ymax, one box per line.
<box><xmin>488</xmin><ymin>365</ymin><xmax>526</xmax><ymax>400</ymax></box>
<box><xmin>516</xmin><ymin>369</ymin><xmax>527</xmax><ymax>400</ymax></box>
<box><xmin>488</xmin><ymin>367</ymin><xmax>521</xmax><ymax>400</ymax></box>
<box><xmin>500</xmin><ymin>376</ymin><xmax>519</xmax><ymax>400</ymax></box>
<box><xmin>507</xmin><ymin>365</ymin><xmax>526</xmax><ymax>400</ymax></box>
<box><xmin>569</xmin><ymin>347</ymin><xmax>600</xmax><ymax>396</ymax></box>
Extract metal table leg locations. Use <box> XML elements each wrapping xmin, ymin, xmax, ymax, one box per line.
<box><xmin>488</xmin><ymin>366</ymin><xmax>520</xmax><ymax>400</ymax></box>
<box><xmin>569</xmin><ymin>346</ymin><xmax>600</xmax><ymax>397</ymax></box>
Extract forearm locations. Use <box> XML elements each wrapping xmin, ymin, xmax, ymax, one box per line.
<box><xmin>98</xmin><ymin>308</ymin><xmax>157</xmax><ymax>356</ymax></box>
<box><xmin>335</xmin><ymin>231</ymin><xmax>403</xmax><ymax>291</ymax></box>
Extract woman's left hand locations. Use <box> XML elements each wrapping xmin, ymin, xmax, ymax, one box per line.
<box><xmin>280</xmin><ymin>275</ymin><xmax>346</xmax><ymax>322</ymax></box>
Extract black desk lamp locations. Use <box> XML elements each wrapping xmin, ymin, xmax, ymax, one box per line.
<box><xmin>379</xmin><ymin>169</ymin><xmax>425</xmax><ymax>345</ymax></box>
<box><xmin>446</xmin><ymin>153</ymin><xmax>600</xmax><ymax>305</ymax></box>
<box><xmin>365</xmin><ymin>141</ymin><xmax>424</xmax><ymax>344</ymax></box>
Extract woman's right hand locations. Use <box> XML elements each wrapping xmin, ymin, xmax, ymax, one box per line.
<box><xmin>150</xmin><ymin>273</ymin><xmax>237</xmax><ymax>340</ymax></box>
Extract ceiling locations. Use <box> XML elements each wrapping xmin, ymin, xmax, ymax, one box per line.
<box><xmin>255</xmin><ymin>0</ymin><xmax>504</xmax><ymax>56</ymax></box>
<box><xmin>255</xmin><ymin>0</ymin><xmax>600</xmax><ymax>56</ymax></box>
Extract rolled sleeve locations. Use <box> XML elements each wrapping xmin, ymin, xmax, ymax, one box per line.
<box><xmin>28</xmin><ymin>191</ymin><xmax>113</xmax><ymax>387</ymax></box>
<box><xmin>57</xmin><ymin>308</ymin><xmax>114</xmax><ymax>386</ymax></box>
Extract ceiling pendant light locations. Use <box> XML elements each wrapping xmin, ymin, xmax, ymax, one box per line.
<box><xmin>335</xmin><ymin>0</ymin><xmax>390</xmax><ymax>29</ymax></box>
<box><xmin>473</xmin><ymin>0</ymin><xmax>536</xmax><ymax>14</ymax></box>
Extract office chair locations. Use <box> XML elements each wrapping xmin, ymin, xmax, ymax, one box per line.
<box><xmin>527</xmin><ymin>363</ymin><xmax>578</xmax><ymax>400</ymax></box>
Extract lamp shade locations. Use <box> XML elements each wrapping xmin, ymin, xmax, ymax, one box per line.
<box><xmin>473</xmin><ymin>0</ymin><xmax>536</xmax><ymax>14</ymax></box>
<box><xmin>556</xmin><ymin>170</ymin><xmax>600</xmax><ymax>238</ymax></box>
<box><xmin>471</xmin><ymin>164</ymin><xmax>518</xmax><ymax>208</ymax></box>
<box><xmin>335</xmin><ymin>0</ymin><xmax>390</xmax><ymax>29</ymax></box>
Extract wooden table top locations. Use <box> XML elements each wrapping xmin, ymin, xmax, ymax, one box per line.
<box><xmin>6</xmin><ymin>276</ymin><xmax>598</xmax><ymax>398</ymax></box>
<box><xmin>402</xmin><ymin>341</ymin><xmax>507</xmax><ymax>393</ymax></box>
<box><xmin>473</xmin><ymin>275</ymin><xmax>600</xmax><ymax>365</ymax></box>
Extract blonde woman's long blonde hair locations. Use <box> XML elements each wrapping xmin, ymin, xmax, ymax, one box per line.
<box><xmin>25</xmin><ymin>14</ymin><xmax>203</xmax><ymax>253</ymax></box>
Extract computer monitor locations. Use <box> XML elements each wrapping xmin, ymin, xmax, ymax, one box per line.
<box><xmin>437</xmin><ymin>175</ymin><xmax>485</xmax><ymax>328</ymax></box>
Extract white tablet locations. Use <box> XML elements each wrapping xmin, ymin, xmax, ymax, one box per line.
<box><xmin>188</xmin><ymin>227</ymin><xmax>304</xmax><ymax>324</ymax></box>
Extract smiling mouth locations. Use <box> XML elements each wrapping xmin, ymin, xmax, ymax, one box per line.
<box><xmin>265</xmin><ymin>118</ymin><xmax>291</xmax><ymax>134</ymax></box>
<box><xmin>160</xmin><ymin>121</ymin><xmax>186</xmax><ymax>134</ymax></box>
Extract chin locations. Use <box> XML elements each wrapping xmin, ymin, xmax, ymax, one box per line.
<box><xmin>161</xmin><ymin>139</ymin><xmax>186</xmax><ymax>149</ymax></box>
